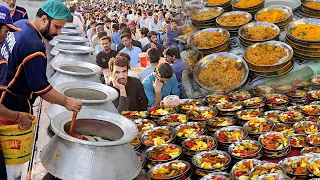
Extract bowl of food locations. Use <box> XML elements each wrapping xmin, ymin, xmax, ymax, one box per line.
<box><xmin>157</xmin><ymin>114</ymin><xmax>188</xmax><ymax>127</ymax></box>
<box><xmin>182</xmin><ymin>135</ymin><xmax>217</xmax><ymax>157</ymax></box>
<box><xmin>266</xmin><ymin>93</ymin><xmax>289</xmax><ymax>104</ymax></box>
<box><xmin>205</xmin><ymin>94</ymin><xmax>230</xmax><ymax>106</ymax></box>
<box><xmin>272</xmin><ymin>123</ymin><xmax>294</xmax><ymax>135</ymax></box>
<box><xmin>288</xmin><ymin>134</ymin><xmax>310</xmax><ymax>148</ymax></box>
<box><xmin>217</xmin><ymin>102</ymin><xmax>243</xmax><ymax>116</ymax></box>
<box><xmin>141</xmin><ymin>126</ymin><xmax>176</xmax><ymax>147</ymax></box>
<box><xmin>216</xmin><ymin>11</ymin><xmax>252</xmax><ymax>30</ymax></box>
<box><xmin>287</xmin><ymin>105</ymin><xmax>303</xmax><ymax>112</ymax></box>
<box><xmin>278</xmin><ymin>111</ymin><xmax>305</xmax><ymax>124</ymax></box>
<box><xmin>242</xmin><ymin>97</ymin><xmax>265</xmax><ymax>107</ymax></box>
<box><xmin>121</xmin><ymin>111</ymin><xmax>148</xmax><ymax>120</ymax></box>
<box><xmin>303</xmin><ymin>105</ymin><xmax>320</xmax><ymax>116</ymax></box>
<box><xmin>307</xmin><ymin>132</ymin><xmax>320</xmax><ymax>146</ymax></box>
<box><xmin>231</xmin><ymin>159</ymin><xmax>261</xmax><ymax>180</ymax></box>
<box><xmin>131</xmin><ymin>136</ymin><xmax>141</xmax><ymax>151</ymax></box>
<box><xmin>301</xmin><ymin>146</ymin><xmax>320</xmax><ymax>155</ymax></box>
<box><xmin>228</xmin><ymin>140</ymin><xmax>262</xmax><ymax>159</ymax></box>
<box><xmin>255</xmin><ymin>173</ymin><xmax>291</xmax><ymax>180</ymax></box>
<box><xmin>193</xmin><ymin>52</ymin><xmax>249</xmax><ymax>93</ymax></box>
<box><xmin>264</xmin><ymin>110</ymin><xmax>282</xmax><ymax>123</ymax></box>
<box><xmin>287</xmin><ymin>18</ymin><xmax>320</xmax><ymax>43</ymax></box>
<box><xmin>215</xmin><ymin>126</ymin><xmax>248</xmax><ymax>144</ymax></box>
<box><xmin>239</xmin><ymin>22</ymin><xmax>280</xmax><ymax>43</ymax></box>
<box><xmin>259</xmin><ymin>131</ymin><xmax>289</xmax><ymax>151</ymax></box>
<box><xmin>308</xmin><ymin>90</ymin><xmax>320</xmax><ymax>100</ymax></box>
<box><xmin>249</xmin><ymin>162</ymin><xmax>285</xmax><ymax>180</ymax></box>
<box><xmin>229</xmin><ymin>90</ymin><xmax>252</xmax><ymax>101</ymax></box>
<box><xmin>148</xmin><ymin>105</ymin><xmax>177</xmax><ymax>119</ymax></box>
<box><xmin>236</xmin><ymin>109</ymin><xmax>262</xmax><ymax>121</ymax></box>
<box><xmin>145</xmin><ymin>144</ymin><xmax>182</xmax><ymax>165</ymax></box>
<box><xmin>192</xmin><ymin>150</ymin><xmax>231</xmax><ymax>171</ymax></box>
<box><xmin>292</xmin><ymin>79</ymin><xmax>310</xmax><ymax>89</ymax></box>
<box><xmin>270</xmin><ymin>83</ymin><xmax>293</xmax><ymax>94</ymax></box>
<box><xmin>287</xmin><ymin>89</ymin><xmax>307</xmax><ymax>99</ymax></box>
<box><xmin>205</xmin><ymin>0</ymin><xmax>231</xmax><ymax>7</ymax></box>
<box><xmin>175</xmin><ymin>122</ymin><xmax>207</xmax><ymax>140</ymax></box>
<box><xmin>134</xmin><ymin>119</ymin><xmax>157</xmax><ymax>135</ymax></box>
<box><xmin>252</xmin><ymin>85</ymin><xmax>275</xmax><ymax>97</ymax></box>
<box><xmin>243</xmin><ymin>118</ymin><xmax>274</xmax><ymax>135</ymax></box>
<box><xmin>243</xmin><ymin>41</ymin><xmax>293</xmax><ymax>71</ymax></box>
<box><xmin>187</xmin><ymin>106</ymin><xmax>217</xmax><ymax>121</ymax></box>
<box><xmin>255</xmin><ymin>5</ymin><xmax>292</xmax><ymax>25</ymax></box>
<box><xmin>310</xmin><ymin>75</ymin><xmax>320</xmax><ymax>86</ymax></box>
<box><xmin>232</xmin><ymin>0</ymin><xmax>264</xmax><ymax>9</ymax></box>
<box><xmin>200</xmin><ymin>172</ymin><xmax>233</xmax><ymax>180</ymax></box>
<box><xmin>148</xmin><ymin>160</ymin><xmax>191</xmax><ymax>180</ymax></box>
<box><xmin>179</xmin><ymin>100</ymin><xmax>203</xmax><ymax>113</ymax></box>
<box><xmin>308</xmin><ymin>157</ymin><xmax>320</xmax><ymax>177</ymax></box>
<box><xmin>207</xmin><ymin>116</ymin><xmax>236</xmax><ymax>132</ymax></box>
<box><xmin>293</xmin><ymin>121</ymin><xmax>319</xmax><ymax>134</ymax></box>
<box><xmin>191</xmin><ymin>7</ymin><xmax>224</xmax><ymax>22</ymax></box>
<box><xmin>188</xmin><ymin>28</ymin><xmax>230</xmax><ymax>50</ymax></box>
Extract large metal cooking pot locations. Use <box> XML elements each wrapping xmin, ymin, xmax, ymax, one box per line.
<box><xmin>48</xmin><ymin>81</ymin><xmax>119</xmax><ymax>119</ymax></box>
<box><xmin>49</xmin><ymin>61</ymin><xmax>100</xmax><ymax>87</ymax></box>
<box><xmin>64</xmin><ymin>23</ymin><xmax>79</xmax><ymax>29</ymax></box>
<box><xmin>41</xmin><ymin>109</ymin><xmax>141</xmax><ymax>180</ymax></box>
<box><xmin>61</xmin><ymin>28</ymin><xmax>83</xmax><ymax>36</ymax></box>
<box><xmin>49</xmin><ymin>35</ymin><xmax>88</xmax><ymax>46</ymax></box>
<box><xmin>50</xmin><ymin>44</ymin><xmax>94</xmax><ymax>56</ymax></box>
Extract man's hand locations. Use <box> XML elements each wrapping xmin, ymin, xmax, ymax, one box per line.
<box><xmin>153</xmin><ymin>79</ymin><xmax>163</xmax><ymax>93</ymax></box>
<box><xmin>17</xmin><ymin>113</ymin><xmax>33</xmax><ymax>131</ymax></box>
<box><xmin>112</xmin><ymin>76</ymin><xmax>126</xmax><ymax>91</ymax></box>
<box><xmin>65</xmin><ymin>98</ymin><xmax>82</xmax><ymax>112</ymax></box>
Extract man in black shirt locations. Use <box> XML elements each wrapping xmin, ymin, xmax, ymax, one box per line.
<box><xmin>142</xmin><ymin>31</ymin><xmax>165</xmax><ymax>55</ymax></box>
<box><xmin>96</xmin><ymin>36</ymin><xmax>118</xmax><ymax>68</ymax></box>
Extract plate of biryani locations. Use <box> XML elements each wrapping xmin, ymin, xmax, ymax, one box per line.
<box><xmin>216</xmin><ymin>11</ymin><xmax>252</xmax><ymax>27</ymax></box>
<box><xmin>256</xmin><ymin>5</ymin><xmax>292</xmax><ymax>23</ymax></box>
<box><xmin>194</xmin><ymin>52</ymin><xmax>249</xmax><ymax>92</ymax></box>
<box><xmin>188</xmin><ymin>28</ymin><xmax>230</xmax><ymax>50</ymax></box>
<box><xmin>239</xmin><ymin>22</ymin><xmax>280</xmax><ymax>43</ymax></box>
<box><xmin>232</xmin><ymin>0</ymin><xmax>264</xmax><ymax>8</ymax></box>
<box><xmin>191</xmin><ymin>7</ymin><xmax>224</xmax><ymax>22</ymax></box>
<box><xmin>287</xmin><ymin>18</ymin><xmax>320</xmax><ymax>42</ymax></box>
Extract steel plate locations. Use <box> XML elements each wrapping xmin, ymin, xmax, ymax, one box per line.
<box><xmin>255</xmin><ymin>5</ymin><xmax>293</xmax><ymax>23</ymax></box>
<box><xmin>216</xmin><ymin>11</ymin><xmax>252</xmax><ymax>27</ymax></box>
<box><xmin>265</xmin><ymin>0</ymin><xmax>301</xmax><ymax>10</ymax></box>
<box><xmin>239</xmin><ymin>22</ymin><xmax>280</xmax><ymax>42</ymax></box>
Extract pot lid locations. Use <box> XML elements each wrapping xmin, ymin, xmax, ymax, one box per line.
<box><xmin>53</xmin><ymin>44</ymin><xmax>94</xmax><ymax>55</ymax></box>
<box><xmin>61</xmin><ymin>28</ymin><xmax>82</xmax><ymax>36</ymax></box>
<box><xmin>49</xmin><ymin>35</ymin><xmax>88</xmax><ymax>46</ymax></box>
<box><xmin>64</xmin><ymin>23</ymin><xmax>79</xmax><ymax>29</ymax></box>
<box><xmin>55</xmin><ymin>81</ymin><xmax>119</xmax><ymax>103</ymax></box>
<box><xmin>52</xmin><ymin>61</ymin><xmax>100</xmax><ymax>76</ymax></box>
<box><xmin>51</xmin><ymin>109</ymin><xmax>138</xmax><ymax>146</ymax></box>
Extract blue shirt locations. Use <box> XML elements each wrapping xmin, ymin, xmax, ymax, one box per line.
<box><xmin>0</xmin><ymin>42</ymin><xmax>9</xmax><ymax>104</ymax></box>
<box><xmin>11</xmin><ymin>6</ymin><xmax>28</xmax><ymax>23</ymax></box>
<box><xmin>3</xmin><ymin>20</ymin><xmax>52</xmax><ymax>112</ymax></box>
<box><xmin>172</xmin><ymin>59</ymin><xmax>188</xmax><ymax>82</ymax></box>
<box><xmin>167</xmin><ymin>28</ymin><xmax>182</xmax><ymax>46</ymax></box>
<box><xmin>142</xmin><ymin>73</ymin><xmax>179</xmax><ymax>107</ymax></box>
<box><xmin>120</xmin><ymin>46</ymin><xmax>142</xmax><ymax>65</ymax></box>
<box><xmin>138</xmin><ymin>66</ymin><xmax>155</xmax><ymax>82</ymax></box>
<box><xmin>111</xmin><ymin>32</ymin><xmax>121</xmax><ymax>45</ymax></box>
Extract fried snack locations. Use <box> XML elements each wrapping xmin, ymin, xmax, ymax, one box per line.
<box><xmin>291</xmin><ymin>24</ymin><xmax>320</xmax><ymax>41</ymax></box>
<box><xmin>242</xmin><ymin>26</ymin><xmax>278</xmax><ymax>41</ymax></box>
<box><xmin>191</xmin><ymin>32</ymin><xmax>228</xmax><ymax>49</ymax></box>
<box><xmin>199</xmin><ymin>56</ymin><xmax>245</xmax><ymax>90</ymax></box>
<box><xmin>217</xmin><ymin>14</ymin><xmax>250</xmax><ymax>26</ymax></box>
<box><xmin>245</xmin><ymin>43</ymin><xmax>287</xmax><ymax>65</ymax></box>
<box><xmin>256</xmin><ymin>9</ymin><xmax>289</xmax><ymax>23</ymax></box>
<box><xmin>192</xmin><ymin>9</ymin><xmax>221</xmax><ymax>21</ymax></box>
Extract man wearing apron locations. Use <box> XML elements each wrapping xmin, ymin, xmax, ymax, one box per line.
<box><xmin>0</xmin><ymin>5</ymin><xmax>33</xmax><ymax>180</ymax></box>
<box><xmin>1</xmin><ymin>1</ymin><xmax>82</xmax><ymax>179</ymax></box>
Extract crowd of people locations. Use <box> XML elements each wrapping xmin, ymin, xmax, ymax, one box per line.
<box><xmin>67</xmin><ymin>1</ymin><xmax>201</xmax><ymax>112</ymax></box>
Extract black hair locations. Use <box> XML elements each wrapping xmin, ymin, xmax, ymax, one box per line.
<box><xmin>164</xmin><ymin>46</ymin><xmax>180</xmax><ymax>59</ymax></box>
<box><xmin>140</xmin><ymin>27</ymin><xmax>149</xmax><ymax>37</ymax></box>
<box><xmin>120</xmin><ymin>33</ymin><xmax>131</xmax><ymax>40</ymax></box>
<box><xmin>147</xmin><ymin>31</ymin><xmax>157</xmax><ymax>39</ymax></box>
<box><xmin>36</xmin><ymin>8</ymin><xmax>53</xmax><ymax>21</ymax></box>
<box><xmin>147</xmin><ymin>48</ymin><xmax>161</xmax><ymax>64</ymax></box>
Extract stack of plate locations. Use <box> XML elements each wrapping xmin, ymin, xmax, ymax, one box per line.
<box><xmin>228</xmin><ymin>140</ymin><xmax>263</xmax><ymax>163</ymax></box>
<box><xmin>255</xmin><ymin>5</ymin><xmax>293</xmax><ymax>31</ymax></box>
<box><xmin>259</xmin><ymin>131</ymin><xmax>291</xmax><ymax>158</ymax></box>
<box><xmin>187</xmin><ymin>28</ymin><xmax>231</xmax><ymax>56</ymax></box>
<box><xmin>286</xmin><ymin>89</ymin><xmax>309</xmax><ymax>105</ymax></box>
<box><xmin>214</xmin><ymin>126</ymin><xmax>248</xmax><ymax>151</ymax></box>
<box><xmin>243</xmin><ymin>41</ymin><xmax>294</xmax><ymax>77</ymax></box>
<box><xmin>231</xmin><ymin>0</ymin><xmax>265</xmax><ymax>15</ymax></box>
<box><xmin>300</xmin><ymin>0</ymin><xmax>320</xmax><ymax>18</ymax></box>
<box><xmin>216</xmin><ymin>11</ymin><xmax>252</xmax><ymax>35</ymax></box>
<box><xmin>285</xmin><ymin>18</ymin><xmax>320</xmax><ymax>61</ymax></box>
<box><xmin>239</xmin><ymin>22</ymin><xmax>280</xmax><ymax>47</ymax></box>
<box><xmin>191</xmin><ymin>7</ymin><xmax>224</xmax><ymax>30</ymax></box>
<box><xmin>204</xmin><ymin>0</ymin><xmax>232</xmax><ymax>11</ymax></box>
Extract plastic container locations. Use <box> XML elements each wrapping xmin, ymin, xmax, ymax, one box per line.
<box><xmin>138</xmin><ymin>53</ymin><xmax>148</xmax><ymax>68</ymax></box>
<box><xmin>0</xmin><ymin>113</ymin><xmax>36</xmax><ymax>165</ymax></box>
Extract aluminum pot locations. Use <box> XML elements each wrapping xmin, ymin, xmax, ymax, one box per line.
<box><xmin>47</xmin><ymin>81</ymin><xmax>119</xmax><ymax>119</ymax></box>
<box><xmin>50</xmin><ymin>44</ymin><xmax>94</xmax><ymax>56</ymax></box>
<box><xmin>49</xmin><ymin>35</ymin><xmax>88</xmax><ymax>46</ymax></box>
<box><xmin>61</xmin><ymin>27</ymin><xmax>83</xmax><ymax>36</ymax></box>
<box><xmin>41</xmin><ymin>109</ymin><xmax>141</xmax><ymax>180</ymax></box>
<box><xmin>49</xmin><ymin>61</ymin><xmax>100</xmax><ymax>87</ymax></box>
